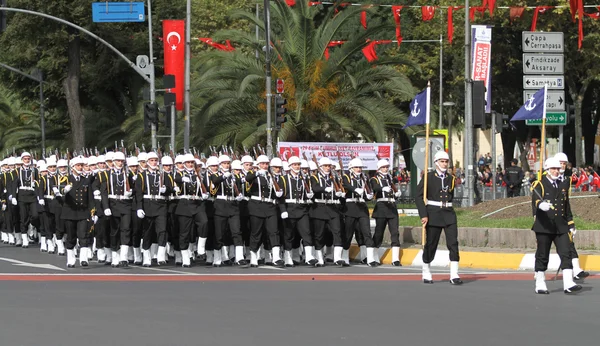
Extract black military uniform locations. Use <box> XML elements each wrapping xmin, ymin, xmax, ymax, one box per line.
<box><xmin>54</xmin><ymin>170</ymin><xmax>69</xmax><ymax>254</ymax></box>
<box><xmin>199</xmin><ymin>169</ymin><xmax>216</xmax><ymax>264</ymax></box>
<box><xmin>92</xmin><ymin>169</ymin><xmax>110</xmax><ymax>263</ymax></box>
<box><xmin>210</xmin><ymin>170</ymin><xmax>244</xmax><ymax>266</ymax></box>
<box><xmin>38</xmin><ymin>171</ymin><xmax>62</xmax><ymax>253</ymax></box>
<box><xmin>11</xmin><ymin>165</ymin><xmax>40</xmax><ymax>247</ymax></box>
<box><xmin>343</xmin><ymin>172</ymin><xmax>373</xmax><ymax>265</ymax></box>
<box><xmin>370</xmin><ymin>172</ymin><xmax>400</xmax><ymax>261</ymax></box>
<box><xmin>1</xmin><ymin>169</ymin><xmax>15</xmax><ymax>244</ymax></box>
<box><xmin>504</xmin><ymin>159</ymin><xmax>524</xmax><ymax>197</ymax></box>
<box><xmin>61</xmin><ymin>172</ymin><xmax>93</xmax><ymax>267</ymax></box>
<box><xmin>309</xmin><ymin>171</ymin><xmax>342</xmax><ymax>266</ymax></box>
<box><xmin>101</xmin><ymin>166</ymin><xmax>133</xmax><ymax>267</ymax></box>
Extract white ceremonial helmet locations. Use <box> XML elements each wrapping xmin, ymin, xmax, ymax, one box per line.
<box><xmin>218</xmin><ymin>155</ymin><xmax>231</xmax><ymax>163</ymax></box>
<box><xmin>256</xmin><ymin>155</ymin><xmax>270</xmax><ymax>164</ymax></box>
<box><xmin>434</xmin><ymin>151</ymin><xmax>450</xmax><ymax>162</ymax></box>
<box><xmin>348</xmin><ymin>158</ymin><xmax>364</xmax><ymax>169</ymax></box>
<box><xmin>241</xmin><ymin>155</ymin><xmax>254</xmax><ymax>164</ymax></box>
<box><xmin>161</xmin><ymin>156</ymin><xmax>174</xmax><ymax>165</ymax></box>
<box><xmin>231</xmin><ymin>160</ymin><xmax>243</xmax><ymax>170</ymax></box>
<box><xmin>270</xmin><ymin>158</ymin><xmax>283</xmax><ymax>167</ymax></box>
<box><xmin>318</xmin><ymin>157</ymin><xmax>332</xmax><ymax>166</ymax></box>
<box><xmin>288</xmin><ymin>156</ymin><xmax>301</xmax><ymax>165</ymax></box>
<box><xmin>206</xmin><ymin>156</ymin><xmax>219</xmax><ymax>167</ymax></box>
<box><xmin>377</xmin><ymin>159</ymin><xmax>390</xmax><ymax>170</ymax></box>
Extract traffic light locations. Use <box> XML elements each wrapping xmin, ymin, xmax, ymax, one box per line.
<box><xmin>472</xmin><ymin>80</ymin><xmax>487</xmax><ymax>129</ymax></box>
<box><xmin>566</xmin><ymin>104</ymin><xmax>575</xmax><ymax>124</ymax></box>
<box><xmin>495</xmin><ymin>112</ymin><xmax>510</xmax><ymax>133</ymax></box>
<box><xmin>144</xmin><ymin>102</ymin><xmax>159</xmax><ymax>133</ymax></box>
<box><xmin>275</xmin><ymin>95</ymin><xmax>287</xmax><ymax>129</ymax></box>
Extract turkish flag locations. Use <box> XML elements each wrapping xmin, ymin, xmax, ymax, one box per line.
<box><xmin>362</xmin><ymin>40</ymin><xmax>391</xmax><ymax>62</ymax></box>
<box><xmin>576</xmin><ymin>171</ymin><xmax>588</xmax><ymax>188</ymax></box>
<box><xmin>391</xmin><ymin>6</ymin><xmax>403</xmax><ymax>46</ymax></box>
<box><xmin>199</xmin><ymin>38</ymin><xmax>235</xmax><ymax>51</ymax></box>
<box><xmin>421</xmin><ymin>6</ymin><xmax>436</xmax><ymax>21</ymax></box>
<box><xmin>509</xmin><ymin>7</ymin><xmax>525</xmax><ymax>22</ymax></box>
<box><xmin>163</xmin><ymin>20</ymin><xmax>185</xmax><ymax>111</ymax></box>
<box><xmin>279</xmin><ymin>147</ymin><xmax>300</xmax><ymax>161</ymax></box>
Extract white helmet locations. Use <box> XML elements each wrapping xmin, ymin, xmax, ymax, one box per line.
<box><xmin>137</xmin><ymin>152</ymin><xmax>148</xmax><ymax>162</ymax></box>
<box><xmin>377</xmin><ymin>159</ymin><xmax>390</xmax><ymax>170</ymax></box>
<box><xmin>544</xmin><ymin>157</ymin><xmax>561</xmax><ymax>170</ymax></box>
<box><xmin>161</xmin><ymin>156</ymin><xmax>173</xmax><ymax>165</ymax></box>
<box><xmin>6</xmin><ymin>157</ymin><xmax>15</xmax><ymax>165</ymax></box>
<box><xmin>57</xmin><ymin>159</ymin><xmax>68</xmax><ymax>167</ymax></box>
<box><xmin>113</xmin><ymin>152</ymin><xmax>126</xmax><ymax>161</ymax></box>
<box><xmin>288</xmin><ymin>156</ymin><xmax>301</xmax><ymax>165</ymax></box>
<box><xmin>241</xmin><ymin>155</ymin><xmax>254</xmax><ymax>164</ymax></box>
<box><xmin>554</xmin><ymin>153</ymin><xmax>568</xmax><ymax>163</ymax></box>
<box><xmin>197</xmin><ymin>161</ymin><xmax>205</xmax><ymax>168</ymax></box>
<box><xmin>174</xmin><ymin>155</ymin><xmax>184</xmax><ymax>164</ymax></box>
<box><xmin>15</xmin><ymin>157</ymin><xmax>22</xmax><ymax>165</ymax></box>
<box><xmin>105</xmin><ymin>151</ymin><xmax>115</xmax><ymax>161</ymax></box>
<box><xmin>318</xmin><ymin>157</ymin><xmax>332</xmax><ymax>166</ymax></box>
<box><xmin>206</xmin><ymin>156</ymin><xmax>219</xmax><ymax>166</ymax></box>
<box><xmin>183</xmin><ymin>154</ymin><xmax>195</xmax><ymax>163</ymax></box>
<box><xmin>309</xmin><ymin>161</ymin><xmax>318</xmax><ymax>171</ymax></box>
<box><xmin>300</xmin><ymin>159</ymin><xmax>309</xmax><ymax>169</ymax></box>
<box><xmin>434</xmin><ymin>151</ymin><xmax>450</xmax><ymax>162</ymax></box>
<box><xmin>256</xmin><ymin>155</ymin><xmax>270</xmax><ymax>164</ymax></box>
<box><xmin>96</xmin><ymin>155</ymin><xmax>105</xmax><ymax>163</ymax></box>
<box><xmin>70</xmin><ymin>156</ymin><xmax>85</xmax><ymax>166</ymax></box>
<box><xmin>38</xmin><ymin>163</ymin><xmax>48</xmax><ymax>172</ymax></box>
<box><xmin>87</xmin><ymin>156</ymin><xmax>98</xmax><ymax>166</ymax></box>
<box><xmin>126</xmin><ymin>157</ymin><xmax>139</xmax><ymax>166</ymax></box>
<box><xmin>333</xmin><ymin>162</ymin><xmax>340</xmax><ymax>170</ymax></box>
<box><xmin>231</xmin><ymin>160</ymin><xmax>243</xmax><ymax>170</ymax></box>
<box><xmin>146</xmin><ymin>152</ymin><xmax>159</xmax><ymax>161</ymax></box>
<box><xmin>270</xmin><ymin>158</ymin><xmax>283</xmax><ymax>167</ymax></box>
<box><xmin>348</xmin><ymin>158</ymin><xmax>364</xmax><ymax>169</ymax></box>
<box><xmin>218</xmin><ymin>155</ymin><xmax>231</xmax><ymax>163</ymax></box>
<box><xmin>37</xmin><ymin>159</ymin><xmax>46</xmax><ymax>167</ymax></box>
<box><xmin>20</xmin><ymin>152</ymin><xmax>31</xmax><ymax>159</ymax></box>
<box><xmin>283</xmin><ymin>162</ymin><xmax>290</xmax><ymax>171</ymax></box>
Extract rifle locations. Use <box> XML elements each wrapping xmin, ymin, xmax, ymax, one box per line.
<box><xmin>253</xmin><ymin>147</ymin><xmax>258</xmax><ymax>159</ymax></box>
<box><xmin>121</xmin><ymin>140</ymin><xmax>127</xmax><ymax>157</ymax></box>
<box><xmin>243</xmin><ymin>146</ymin><xmax>249</xmax><ymax>156</ymax></box>
<box><xmin>335</xmin><ymin>146</ymin><xmax>346</xmax><ymax>193</ymax></box>
<box><xmin>258</xmin><ymin>144</ymin><xmax>265</xmax><ymax>156</ymax></box>
<box><xmin>157</xmin><ymin>142</ymin><xmax>163</xmax><ymax>160</ymax></box>
<box><xmin>135</xmin><ymin>142</ymin><xmax>139</xmax><ymax>156</ymax></box>
<box><xmin>169</xmin><ymin>144</ymin><xmax>174</xmax><ymax>159</ymax></box>
<box><xmin>142</xmin><ymin>144</ymin><xmax>146</xmax><ymax>153</ymax></box>
<box><xmin>95</xmin><ymin>147</ymin><xmax>99</xmax><ymax>156</ymax></box>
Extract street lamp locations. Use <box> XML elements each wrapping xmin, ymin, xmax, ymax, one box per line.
<box><xmin>443</xmin><ymin>101</ymin><xmax>455</xmax><ymax>167</ymax></box>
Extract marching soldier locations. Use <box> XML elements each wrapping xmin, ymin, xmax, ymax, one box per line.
<box><xmin>1</xmin><ymin>158</ymin><xmax>15</xmax><ymax>245</ymax></box>
<box><xmin>127</xmin><ymin>157</ymin><xmax>143</xmax><ymax>265</ymax></box>
<box><xmin>38</xmin><ymin>158</ymin><xmax>61</xmax><ymax>254</ymax></box>
<box><xmin>54</xmin><ymin>158</ymin><xmax>69</xmax><ymax>255</ymax></box>
<box><xmin>10</xmin><ymin>152</ymin><xmax>40</xmax><ymax>248</ymax></box>
<box><xmin>370</xmin><ymin>159</ymin><xmax>403</xmax><ymax>266</ymax></box>
<box><xmin>416</xmin><ymin>152</ymin><xmax>462</xmax><ymax>284</ymax></box>
<box><xmin>531</xmin><ymin>157</ymin><xmax>582</xmax><ymax>294</ymax></box>
<box><xmin>92</xmin><ymin>155</ymin><xmax>111</xmax><ymax>264</ymax></box>
<box><xmin>555</xmin><ymin>153</ymin><xmax>590</xmax><ymax>280</ymax></box>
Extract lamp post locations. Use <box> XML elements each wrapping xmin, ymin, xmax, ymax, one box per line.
<box><xmin>443</xmin><ymin>101</ymin><xmax>455</xmax><ymax>167</ymax></box>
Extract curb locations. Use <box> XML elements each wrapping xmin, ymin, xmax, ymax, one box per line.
<box><xmin>349</xmin><ymin>245</ymin><xmax>600</xmax><ymax>271</ymax></box>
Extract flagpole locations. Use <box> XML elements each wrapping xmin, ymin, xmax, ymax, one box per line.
<box><xmin>422</xmin><ymin>82</ymin><xmax>431</xmax><ymax>249</ymax></box>
<box><xmin>538</xmin><ymin>85</ymin><xmax>547</xmax><ymax>181</ymax></box>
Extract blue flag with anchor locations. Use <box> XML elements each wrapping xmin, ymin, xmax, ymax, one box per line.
<box><xmin>404</xmin><ymin>87</ymin><xmax>429</xmax><ymax>128</ymax></box>
<box><xmin>511</xmin><ymin>86</ymin><xmax>546</xmax><ymax>122</ymax></box>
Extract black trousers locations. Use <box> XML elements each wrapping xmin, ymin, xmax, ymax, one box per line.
<box><xmin>283</xmin><ymin>214</ymin><xmax>312</xmax><ymax>250</ymax></box>
<box><xmin>345</xmin><ymin>215</ymin><xmax>371</xmax><ymax>249</ymax></box>
<box><xmin>214</xmin><ymin>214</ymin><xmax>242</xmax><ymax>250</ymax></box>
<box><xmin>142</xmin><ymin>214</ymin><xmax>167</xmax><ymax>249</ymax></box>
<box><xmin>40</xmin><ymin>211</ymin><xmax>56</xmax><ymax>239</ymax></box>
<box><xmin>109</xmin><ymin>212</ymin><xmax>131</xmax><ymax>251</ymax></box>
<box><xmin>55</xmin><ymin>209</ymin><xmax>65</xmax><ymax>239</ymax></box>
<box><xmin>507</xmin><ymin>185</ymin><xmax>521</xmax><ymax>198</ymax></box>
<box><xmin>95</xmin><ymin>216</ymin><xmax>110</xmax><ymax>249</ymax></box>
<box><xmin>19</xmin><ymin>201</ymin><xmax>39</xmax><ymax>234</ymax></box>
<box><xmin>240</xmin><ymin>214</ymin><xmax>250</xmax><ymax>247</ymax></box>
<box><xmin>312</xmin><ymin>217</ymin><xmax>341</xmax><ymax>250</ymax></box>
<box><xmin>178</xmin><ymin>211</ymin><xmax>207</xmax><ymax>251</ymax></box>
<box><xmin>422</xmin><ymin>223</ymin><xmax>459</xmax><ymax>263</ymax></box>
<box><xmin>9</xmin><ymin>204</ymin><xmax>20</xmax><ymax>235</ymax></box>
<box><xmin>131</xmin><ymin>210</ymin><xmax>143</xmax><ymax>247</ymax></box>
<box><xmin>535</xmin><ymin>232</ymin><xmax>573</xmax><ymax>271</ymax></box>
<box><xmin>65</xmin><ymin>219</ymin><xmax>92</xmax><ymax>249</ymax></box>
<box><xmin>249</xmin><ymin>214</ymin><xmax>279</xmax><ymax>252</ymax></box>
<box><xmin>373</xmin><ymin>216</ymin><xmax>400</xmax><ymax>247</ymax></box>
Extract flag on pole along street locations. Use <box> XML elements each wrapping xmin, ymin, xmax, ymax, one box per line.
<box><xmin>511</xmin><ymin>86</ymin><xmax>546</xmax><ymax>122</ymax></box>
<box><xmin>403</xmin><ymin>87</ymin><xmax>430</xmax><ymax>128</ymax></box>
<box><xmin>163</xmin><ymin>20</ymin><xmax>186</xmax><ymax>111</ymax></box>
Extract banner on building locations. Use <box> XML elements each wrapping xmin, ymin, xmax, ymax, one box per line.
<box><xmin>277</xmin><ymin>142</ymin><xmax>394</xmax><ymax>171</ymax></box>
<box><xmin>471</xmin><ymin>25</ymin><xmax>492</xmax><ymax>113</ymax></box>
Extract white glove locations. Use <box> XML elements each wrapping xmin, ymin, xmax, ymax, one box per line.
<box><xmin>324</xmin><ymin>187</ymin><xmax>333</xmax><ymax>193</ymax></box>
<box><xmin>394</xmin><ymin>191</ymin><xmax>402</xmax><ymax>198</ymax></box>
<box><xmin>93</xmin><ymin>190</ymin><xmax>101</xmax><ymax>196</ymax></box>
<box><xmin>63</xmin><ymin>185</ymin><xmax>72</xmax><ymax>193</ymax></box>
<box><xmin>124</xmin><ymin>190</ymin><xmax>133</xmax><ymax>198</ymax></box>
<box><xmin>335</xmin><ymin>191</ymin><xmax>344</xmax><ymax>197</ymax></box>
<box><xmin>159</xmin><ymin>186</ymin><xmax>167</xmax><ymax>194</ymax></box>
<box><xmin>281</xmin><ymin>212</ymin><xmax>289</xmax><ymax>219</ymax></box>
<box><xmin>570</xmin><ymin>228</ymin><xmax>577</xmax><ymax>236</ymax></box>
<box><xmin>104</xmin><ymin>208</ymin><xmax>112</xmax><ymax>217</ymax></box>
<box><xmin>11</xmin><ymin>198</ymin><xmax>17</xmax><ymax>206</ymax></box>
<box><xmin>2</xmin><ymin>204</ymin><xmax>6</xmax><ymax>211</ymax></box>
<box><xmin>182</xmin><ymin>176</ymin><xmax>191</xmax><ymax>183</ymax></box>
<box><xmin>354</xmin><ymin>188</ymin><xmax>364</xmax><ymax>196</ymax></box>
<box><xmin>8</xmin><ymin>195</ymin><xmax>12</xmax><ymax>201</ymax></box>
<box><xmin>306</xmin><ymin>192</ymin><xmax>314</xmax><ymax>199</ymax></box>
<box><xmin>52</xmin><ymin>187</ymin><xmax>60</xmax><ymax>195</ymax></box>
<box><xmin>201</xmin><ymin>193</ymin><xmax>210</xmax><ymax>200</ymax></box>
<box><xmin>38</xmin><ymin>199</ymin><xmax>45</xmax><ymax>206</ymax></box>
<box><xmin>92</xmin><ymin>215</ymin><xmax>98</xmax><ymax>224</ymax></box>
<box><xmin>275</xmin><ymin>190</ymin><xmax>283</xmax><ymax>198</ymax></box>
<box><xmin>173</xmin><ymin>186</ymin><xmax>180</xmax><ymax>193</ymax></box>
<box><xmin>366</xmin><ymin>193</ymin><xmax>374</xmax><ymax>200</ymax></box>
<box><xmin>223</xmin><ymin>172</ymin><xmax>231</xmax><ymax>178</ymax></box>
<box><xmin>132</xmin><ymin>175</ymin><xmax>137</xmax><ymax>181</ymax></box>
<box><xmin>256</xmin><ymin>170</ymin><xmax>266</xmax><ymax>177</ymax></box>
<box><xmin>538</xmin><ymin>201</ymin><xmax>551</xmax><ymax>211</ymax></box>
<box><xmin>137</xmin><ymin>209</ymin><xmax>145</xmax><ymax>219</ymax></box>
<box><xmin>235</xmin><ymin>194</ymin><xmax>244</xmax><ymax>201</ymax></box>
<box><xmin>382</xmin><ymin>186</ymin><xmax>392</xmax><ymax>193</ymax></box>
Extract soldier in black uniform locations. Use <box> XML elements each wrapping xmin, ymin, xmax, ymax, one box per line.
<box><xmin>531</xmin><ymin>157</ymin><xmax>582</xmax><ymax>294</ymax></box>
<box><xmin>60</xmin><ymin>156</ymin><xmax>94</xmax><ymax>268</ymax></box>
<box><xmin>199</xmin><ymin>156</ymin><xmax>218</xmax><ymax>265</ymax></box>
<box><xmin>127</xmin><ymin>157</ymin><xmax>142</xmax><ymax>265</ymax></box>
<box><xmin>1</xmin><ymin>159</ymin><xmax>15</xmax><ymax>244</ymax></box>
<box><xmin>0</xmin><ymin>160</ymin><xmax>7</xmax><ymax>244</ymax></box>
<box><xmin>309</xmin><ymin>157</ymin><xmax>344</xmax><ymax>267</ymax></box>
<box><xmin>101</xmin><ymin>151</ymin><xmax>133</xmax><ymax>268</ymax></box>
<box><xmin>238</xmin><ymin>155</ymin><xmax>254</xmax><ymax>258</ymax></box>
<box><xmin>135</xmin><ymin>152</ymin><xmax>172</xmax><ymax>267</ymax></box>
<box><xmin>10</xmin><ymin>152</ymin><xmax>40</xmax><ymax>248</ymax></box>
<box><xmin>161</xmin><ymin>156</ymin><xmax>176</xmax><ymax>261</ymax></box>
<box><xmin>343</xmin><ymin>158</ymin><xmax>375</xmax><ymax>266</ymax></box>
<box><xmin>54</xmin><ymin>158</ymin><xmax>69</xmax><ymax>254</ymax></box>
<box><xmin>38</xmin><ymin>158</ymin><xmax>61</xmax><ymax>254</ymax></box>
<box><xmin>416</xmin><ymin>151</ymin><xmax>462</xmax><ymax>285</ymax></box>
<box><xmin>92</xmin><ymin>155</ymin><xmax>111</xmax><ymax>264</ymax></box>
<box><xmin>555</xmin><ymin>153</ymin><xmax>590</xmax><ymax>280</ymax></box>
<box><xmin>503</xmin><ymin>159</ymin><xmax>524</xmax><ymax>197</ymax></box>
<box><xmin>245</xmin><ymin>155</ymin><xmax>284</xmax><ymax>267</ymax></box>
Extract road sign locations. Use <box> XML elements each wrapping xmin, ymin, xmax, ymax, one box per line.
<box><xmin>523</xmin><ymin>90</ymin><xmax>566</xmax><ymax>111</ymax></box>
<box><xmin>522</xmin><ymin>32</ymin><xmax>564</xmax><ymax>52</ymax></box>
<box><xmin>276</xmin><ymin>78</ymin><xmax>284</xmax><ymax>94</ymax></box>
<box><xmin>525</xmin><ymin>112</ymin><xmax>567</xmax><ymax>126</ymax></box>
<box><xmin>522</xmin><ymin>53</ymin><xmax>564</xmax><ymax>74</ymax></box>
<box><xmin>136</xmin><ymin>55</ymin><xmax>151</xmax><ymax>76</ymax></box>
<box><xmin>92</xmin><ymin>2</ymin><xmax>145</xmax><ymax>23</ymax></box>
<box><xmin>523</xmin><ymin>75</ymin><xmax>565</xmax><ymax>90</ymax></box>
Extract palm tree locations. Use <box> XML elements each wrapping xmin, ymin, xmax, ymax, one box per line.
<box><xmin>190</xmin><ymin>1</ymin><xmax>417</xmax><ymax>151</ymax></box>
<box><xmin>0</xmin><ymin>85</ymin><xmax>44</xmax><ymax>155</ymax></box>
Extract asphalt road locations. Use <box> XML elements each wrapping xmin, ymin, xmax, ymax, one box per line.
<box><xmin>0</xmin><ymin>244</ymin><xmax>598</xmax><ymax>346</ymax></box>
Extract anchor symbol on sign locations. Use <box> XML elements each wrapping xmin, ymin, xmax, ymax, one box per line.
<box><xmin>411</xmin><ymin>99</ymin><xmax>421</xmax><ymax>117</ymax></box>
<box><xmin>524</xmin><ymin>95</ymin><xmax>536</xmax><ymax>111</ymax></box>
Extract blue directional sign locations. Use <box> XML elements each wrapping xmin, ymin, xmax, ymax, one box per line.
<box><xmin>92</xmin><ymin>2</ymin><xmax>145</xmax><ymax>23</ymax></box>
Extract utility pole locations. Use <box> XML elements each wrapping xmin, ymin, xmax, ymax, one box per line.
<box><xmin>184</xmin><ymin>0</ymin><xmax>191</xmax><ymax>151</ymax></box>
<box><xmin>491</xmin><ymin>111</ymin><xmax>496</xmax><ymax>200</ymax></box>
<box><xmin>147</xmin><ymin>0</ymin><xmax>157</xmax><ymax>150</ymax></box>
<box><xmin>263</xmin><ymin>0</ymin><xmax>273</xmax><ymax>158</ymax></box>
<box><xmin>464</xmin><ymin>0</ymin><xmax>474</xmax><ymax>207</ymax></box>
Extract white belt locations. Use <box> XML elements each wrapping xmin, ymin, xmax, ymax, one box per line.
<box><xmin>108</xmin><ymin>195</ymin><xmax>131</xmax><ymax>200</ymax></box>
<box><xmin>376</xmin><ymin>198</ymin><xmax>395</xmax><ymax>203</ymax></box>
<box><xmin>427</xmin><ymin>201</ymin><xmax>452</xmax><ymax>207</ymax></box>
<box><xmin>251</xmin><ymin>196</ymin><xmax>275</xmax><ymax>203</ymax></box>
<box><xmin>144</xmin><ymin>196</ymin><xmax>166</xmax><ymax>200</ymax></box>
<box><xmin>19</xmin><ymin>186</ymin><xmax>35</xmax><ymax>191</ymax></box>
<box><xmin>216</xmin><ymin>195</ymin><xmax>235</xmax><ymax>201</ymax></box>
<box><xmin>179</xmin><ymin>195</ymin><xmax>202</xmax><ymax>200</ymax></box>
<box><xmin>93</xmin><ymin>196</ymin><xmax>102</xmax><ymax>201</ymax></box>
<box><xmin>314</xmin><ymin>199</ymin><xmax>340</xmax><ymax>205</ymax></box>
<box><xmin>43</xmin><ymin>195</ymin><xmax>55</xmax><ymax>200</ymax></box>
<box><xmin>285</xmin><ymin>199</ymin><xmax>307</xmax><ymax>204</ymax></box>
<box><xmin>345</xmin><ymin>198</ymin><xmax>366</xmax><ymax>203</ymax></box>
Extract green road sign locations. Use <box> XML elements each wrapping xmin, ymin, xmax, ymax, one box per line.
<box><xmin>525</xmin><ymin>111</ymin><xmax>567</xmax><ymax>126</ymax></box>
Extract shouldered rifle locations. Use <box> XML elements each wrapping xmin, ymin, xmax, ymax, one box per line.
<box><xmin>142</xmin><ymin>144</ymin><xmax>146</xmax><ymax>153</ymax></box>
<box><xmin>134</xmin><ymin>142</ymin><xmax>139</xmax><ymax>156</ymax></box>
<box><xmin>336</xmin><ymin>146</ymin><xmax>346</xmax><ymax>193</ymax></box>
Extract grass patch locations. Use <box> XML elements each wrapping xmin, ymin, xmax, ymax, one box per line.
<box><xmin>398</xmin><ymin>209</ymin><xmax>600</xmax><ymax>230</ymax></box>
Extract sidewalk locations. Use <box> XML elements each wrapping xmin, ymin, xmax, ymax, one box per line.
<box><xmin>349</xmin><ymin>244</ymin><xmax>600</xmax><ymax>271</ymax></box>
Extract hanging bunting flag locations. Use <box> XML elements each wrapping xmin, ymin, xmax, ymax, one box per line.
<box><xmin>531</xmin><ymin>6</ymin><xmax>554</xmax><ymax>31</ymax></box>
<box><xmin>325</xmin><ymin>40</ymin><xmax>345</xmax><ymax>60</ymax></box>
<box><xmin>487</xmin><ymin>0</ymin><xmax>496</xmax><ymax>17</ymax></box>
<box><xmin>447</xmin><ymin>6</ymin><xmax>464</xmax><ymax>44</ymax></box>
<box><xmin>570</xmin><ymin>0</ymin><xmax>580</xmax><ymax>22</ymax></box>
<box><xmin>421</xmin><ymin>6</ymin><xmax>436</xmax><ymax>21</ymax></box>
<box><xmin>361</xmin><ymin>11</ymin><xmax>367</xmax><ymax>29</ymax></box>
<box><xmin>198</xmin><ymin>38</ymin><xmax>235</xmax><ymax>52</ymax></box>
<box><xmin>362</xmin><ymin>40</ymin><xmax>392</xmax><ymax>62</ymax></box>
<box><xmin>509</xmin><ymin>7</ymin><xmax>525</xmax><ymax>22</ymax></box>
<box><xmin>469</xmin><ymin>6</ymin><xmax>486</xmax><ymax>21</ymax></box>
<box><xmin>285</xmin><ymin>0</ymin><xmax>296</xmax><ymax>6</ymax></box>
<box><xmin>584</xmin><ymin>7</ymin><xmax>600</xmax><ymax>19</ymax></box>
<box><xmin>308</xmin><ymin>1</ymin><xmax>322</xmax><ymax>6</ymax></box>
<box><xmin>391</xmin><ymin>6</ymin><xmax>403</xmax><ymax>46</ymax></box>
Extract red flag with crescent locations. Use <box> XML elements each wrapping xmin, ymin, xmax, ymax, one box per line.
<box><xmin>163</xmin><ymin>20</ymin><xmax>185</xmax><ymax>111</ymax></box>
